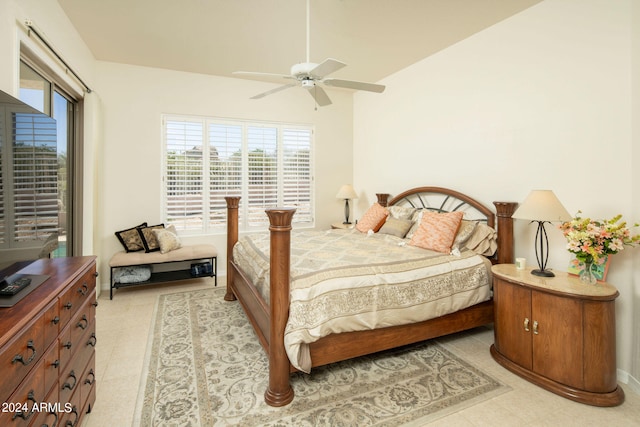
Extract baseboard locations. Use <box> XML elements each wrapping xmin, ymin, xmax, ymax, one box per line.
<box><xmin>618</xmin><ymin>369</ymin><xmax>640</xmax><ymax>395</ymax></box>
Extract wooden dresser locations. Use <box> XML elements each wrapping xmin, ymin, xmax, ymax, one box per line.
<box><xmin>0</xmin><ymin>257</ymin><xmax>97</xmax><ymax>427</ymax></box>
<box><xmin>490</xmin><ymin>263</ymin><xmax>624</xmax><ymax>407</ymax></box>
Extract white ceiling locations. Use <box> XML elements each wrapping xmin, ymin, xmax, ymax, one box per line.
<box><xmin>57</xmin><ymin>0</ymin><xmax>542</xmax><ymax>85</ymax></box>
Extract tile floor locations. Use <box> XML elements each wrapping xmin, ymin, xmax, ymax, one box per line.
<box><xmin>82</xmin><ymin>278</ymin><xmax>640</xmax><ymax>427</ymax></box>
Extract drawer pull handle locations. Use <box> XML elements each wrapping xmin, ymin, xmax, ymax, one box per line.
<box><xmin>84</xmin><ymin>369</ymin><xmax>96</xmax><ymax>385</ymax></box>
<box><xmin>77</xmin><ymin>315</ymin><xmax>88</xmax><ymax>330</ymax></box>
<box><xmin>533</xmin><ymin>320</ymin><xmax>539</xmax><ymax>335</ymax></box>
<box><xmin>523</xmin><ymin>318</ymin><xmax>530</xmax><ymax>332</ymax></box>
<box><xmin>42</xmin><ymin>411</ymin><xmax>59</xmax><ymax>427</ymax></box>
<box><xmin>63</xmin><ymin>341</ymin><xmax>72</xmax><ymax>350</ymax></box>
<box><xmin>94</xmin><ymin>271</ymin><xmax>99</xmax><ymax>277</ymax></box>
<box><xmin>52</xmin><ymin>359</ymin><xmax>60</xmax><ymax>368</ymax></box>
<box><xmin>77</xmin><ymin>284</ymin><xmax>88</xmax><ymax>296</ymax></box>
<box><xmin>62</xmin><ymin>370</ymin><xmax>77</xmax><ymax>390</ymax></box>
<box><xmin>92</xmin><ymin>300</ymin><xmax>99</xmax><ymax>308</ymax></box>
<box><xmin>52</xmin><ymin>316</ymin><xmax>60</xmax><ymax>325</ymax></box>
<box><xmin>12</xmin><ymin>390</ymin><xmax>37</xmax><ymax>421</ymax></box>
<box><xmin>64</xmin><ymin>302</ymin><xmax>73</xmax><ymax>310</ymax></box>
<box><xmin>42</xmin><ymin>410</ymin><xmax>58</xmax><ymax>427</ymax></box>
<box><xmin>12</xmin><ymin>340</ymin><xmax>37</xmax><ymax>366</ymax></box>
<box><xmin>87</xmin><ymin>333</ymin><xmax>97</xmax><ymax>347</ymax></box>
<box><xmin>65</xmin><ymin>405</ymin><xmax>79</xmax><ymax>427</ymax></box>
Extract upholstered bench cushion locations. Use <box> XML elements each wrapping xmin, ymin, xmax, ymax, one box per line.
<box><xmin>109</xmin><ymin>244</ymin><xmax>217</xmax><ymax>267</ymax></box>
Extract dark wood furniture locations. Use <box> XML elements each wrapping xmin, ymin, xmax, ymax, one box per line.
<box><xmin>490</xmin><ymin>264</ymin><xmax>624</xmax><ymax>406</ymax></box>
<box><xmin>0</xmin><ymin>257</ymin><xmax>98</xmax><ymax>427</ymax></box>
<box><xmin>225</xmin><ymin>187</ymin><xmax>517</xmax><ymax>406</ymax></box>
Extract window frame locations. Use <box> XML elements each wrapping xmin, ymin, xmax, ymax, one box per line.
<box><xmin>162</xmin><ymin>114</ymin><xmax>315</xmax><ymax>234</ymax></box>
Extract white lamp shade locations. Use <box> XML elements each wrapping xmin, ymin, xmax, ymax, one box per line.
<box><xmin>336</xmin><ymin>184</ymin><xmax>358</xmax><ymax>200</ymax></box>
<box><xmin>512</xmin><ymin>190</ymin><xmax>571</xmax><ymax>222</ymax></box>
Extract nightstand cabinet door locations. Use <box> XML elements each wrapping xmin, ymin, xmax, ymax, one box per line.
<box><xmin>493</xmin><ymin>278</ymin><xmax>532</xmax><ymax>369</ymax></box>
<box><xmin>531</xmin><ymin>291</ymin><xmax>582</xmax><ymax>388</ymax></box>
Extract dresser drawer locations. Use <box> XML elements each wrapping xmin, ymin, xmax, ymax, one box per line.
<box><xmin>42</xmin><ymin>300</ymin><xmax>60</xmax><ymax>351</ymax></box>
<box><xmin>0</xmin><ymin>355</ymin><xmax>46</xmax><ymax>427</ymax></box>
<box><xmin>58</xmin><ymin>265</ymin><xmax>96</xmax><ymax>328</ymax></box>
<box><xmin>42</xmin><ymin>341</ymin><xmax>59</xmax><ymax>400</ymax></box>
<box><xmin>0</xmin><ymin>316</ymin><xmax>44</xmax><ymax>403</ymax></box>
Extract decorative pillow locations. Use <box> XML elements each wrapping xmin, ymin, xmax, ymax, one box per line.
<box><xmin>137</xmin><ymin>223</ymin><xmax>165</xmax><ymax>252</ymax></box>
<box><xmin>453</xmin><ymin>220</ymin><xmax>478</xmax><ymax>249</ymax></box>
<box><xmin>464</xmin><ymin>223</ymin><xmax>498</xmax><ymax>256</ymax></box>
<box><xmin>386</xmin><ymin>205</ymin><xmax>416</xmax><ymax>221</ymax></box>
<box><xmin>378</xmin><ymin>217</ymin><xmax>414</xmax><ymax>238</ymax></box>
<box><xmin>405</xmin><ymin>209</ymin><xmax>425</xmax><ymax>240</ymax></box>
<box><xmin>152</xmin><ymin>225</ymin><xmax>182</xmax><ymax>254</ymax></box>
<box><xmin>409</xmin><ymin>211</ymin><xmax>464</xmax><ymax>253</ymax></box>
<box><xmin>115</xmin><ymin>222</ymin><xmax>147</xmax><ymax>252</ymax></box>
<box><xmin>355</xmin><ymin>203</ymin><xmax>389</xmax><ymax>233</ymax></box>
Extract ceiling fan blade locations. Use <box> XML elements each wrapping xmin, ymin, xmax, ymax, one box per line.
<box><xmin>323</xmin><ymin>78</ymin><xmax>386</xmax><ymax>93</ymax></box>
<box><xmin>250</xmin><ymin>83</ymin><xmax>296</xmax><ymax>100</ymax></box>
<box><xmin>306</xmin><ymin>84</ymin><xmax>332</xmax><ymax>106</ymax></box>
<box><xmin>310</xmin><ymin>58</ymin><xmax>346</xmax><ymax>79</ymax></box>
<box><xmin>233</xmin><ymin>71</ymin><xmax>294</xmax><ymax>84</ymax></box>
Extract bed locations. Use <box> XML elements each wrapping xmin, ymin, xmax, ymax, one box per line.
<box><xmin>224</xmin><ymin>186</ymin><xmax>517</xmax><ymax>406</ymax></box>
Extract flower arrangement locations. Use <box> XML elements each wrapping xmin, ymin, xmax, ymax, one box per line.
<box><xmin>559</xmin><ymin>212</ymin><xmax>640</xmax><ymax>265</ymax></box>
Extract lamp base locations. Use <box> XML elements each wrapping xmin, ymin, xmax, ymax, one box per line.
<box><xmin>343</xmin><ymin>221</ymin><xmax>352</xmax><ymax>225</ymax></box>
<box><xmin>531</xmin><ymin>269</ymin><xmax>555</xmax><ymax>277</ymax></box>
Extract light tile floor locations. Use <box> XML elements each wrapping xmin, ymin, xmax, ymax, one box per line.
<box><xmin>82</xmin><ymin>278</ymin><xmax>640</xmax><ymax>427</ymax></box>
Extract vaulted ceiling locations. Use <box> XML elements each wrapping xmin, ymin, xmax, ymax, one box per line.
<box><xmin>58</xmin><ymin>0</ymin><xmax>542</xmax><ymax>85</ymax></box>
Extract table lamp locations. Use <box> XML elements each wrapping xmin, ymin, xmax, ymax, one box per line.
<box><xmin>512</xmin><ymin>190</ymin><xmax>571</xmax><ymax>277</ymax></box>
<box><xmin>336</xmin><ymin>185</ymin><xmax>358</xmax><ymax>224</ymax></box>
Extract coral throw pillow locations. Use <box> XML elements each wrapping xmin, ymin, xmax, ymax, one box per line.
<box><xmin>356</xmin><ymin>203</ymin><xmax>389</xmax><ymax>233</ymax></box>
<box><xmin>409</xmin><ymin>211</ymin><xmax>464</xmax><ymax>253</ymax></box>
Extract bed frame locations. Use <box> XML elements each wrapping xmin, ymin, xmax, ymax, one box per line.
<box><xmin>224</xmin><ymin>187</ymin><xmax>517</xmax><ymax>406</ymax></box>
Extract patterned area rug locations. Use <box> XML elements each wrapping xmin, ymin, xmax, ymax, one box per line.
<box><xmin>134</xmin><ymin>287</ymin><xmax>509</xmax><ymax>426</ymax></box>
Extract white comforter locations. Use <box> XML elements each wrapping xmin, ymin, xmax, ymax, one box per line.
<box><xmin>233</xmin><ymin>229</ymin><xmax>492</xmax><ymax>372</ymax></box>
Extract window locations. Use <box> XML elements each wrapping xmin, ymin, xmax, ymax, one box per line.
<box><xmin>17</xmin><ymin>60</ymin><xmax>80</xmax><ymax>257</ymax></box>
<box><xmin>163</xmin><ymin>115</ymin><xmax>314</xmax><ymax>233</ymax></box>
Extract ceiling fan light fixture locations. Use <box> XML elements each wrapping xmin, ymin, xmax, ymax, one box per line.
<box><xmin>233</xmin><ymin>0</ymin><xmax>385</xmax><ymax>107</ymax></box>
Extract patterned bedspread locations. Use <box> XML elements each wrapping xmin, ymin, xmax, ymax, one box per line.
<box><xmin>233</xmin><ymin>229</ymin><xmax>492</xmax><ymax>372</ymax></box>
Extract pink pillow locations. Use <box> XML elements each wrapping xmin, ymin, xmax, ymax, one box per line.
<box><xmin>409</xmin><ymin>211</ymin><xmax>464</xmax><ymax>253</ymax></box>
<box><xmin>356</xmin><ymin>203</ymin><xmax>389</xmax><ymax>233</ymax></box>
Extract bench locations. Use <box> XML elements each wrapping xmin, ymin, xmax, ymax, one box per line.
<box><xmin>109</xmin><ymin>244</ymin><xmax>217</xmax><ymax>299</ymax></box>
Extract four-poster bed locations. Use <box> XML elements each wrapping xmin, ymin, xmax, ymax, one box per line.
<box><xmin>224</xmin><ymin>187</ymin><xmax>517</xmax><ymax>406</ymax></box>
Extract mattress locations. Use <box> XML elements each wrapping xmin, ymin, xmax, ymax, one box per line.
<box><xmin>233</xmin><ymin>228</ymin><xmax>492</xmax><ymax>372</ymax></box>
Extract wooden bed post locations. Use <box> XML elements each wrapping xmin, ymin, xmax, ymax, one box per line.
<box><xmin>264</xmin><ymin>208</ymin><xmax>296</xmax><ymax>407</ymax></box>
<box><xmin>224</xmin><ymin>196</ymin><xmax>240</xmax><ymax>302</ymax></box>
<box><xmin>494</xmin><ymin>201</ymin><xmax>518</xmax><ymax>265</ymax></box>
<box><xmin>376</xmin><ymin>193</ymin><xmax>390</xmax><ymax>207</ymax></box>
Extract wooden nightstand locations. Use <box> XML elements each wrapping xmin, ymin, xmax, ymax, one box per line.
<box><xmin>331</xmin><ymin>222</ymin><xmax>354</xmax><ymax>229</ymax></box>
<box><xmin>490</xmin><ymin>264</ymin><xmax>624</xmax><ymax>407</ymax></box>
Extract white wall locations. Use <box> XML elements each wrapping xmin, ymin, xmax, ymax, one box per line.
<box><xmin>354</xmin><ymin>0</ymin><xmax>638</xmax><ymax>387</ymax></box>
<box><xmin>94</xmin><ymin>62</ymin><xmax>354</xmax><ymax>286</ymax></box>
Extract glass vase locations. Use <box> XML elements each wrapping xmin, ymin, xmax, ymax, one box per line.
<box><xmin>580</xmin><ymin>261</ymin><xmax>597</xmax><ymax>285</ymax></box>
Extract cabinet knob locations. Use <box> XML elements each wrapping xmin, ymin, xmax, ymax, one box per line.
<box><xmin>523</xmin><ymin>318</ymin><xmax>530</xmax><ymax>332</ymax></box>
<box><xmin>533</xmin><ymin>320</ymin><xmax>539</xmax><ymax>335</ymax></box>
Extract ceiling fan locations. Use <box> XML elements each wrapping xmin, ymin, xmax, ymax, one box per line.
<box><xmin>233</xmin><ymin>0</ymin><xmax>385</xmax><ymax>107</ymax></box>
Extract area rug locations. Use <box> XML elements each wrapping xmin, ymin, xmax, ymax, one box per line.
<box><xmin>134</xmin><ymin>287</ymin><xmax>509</xmax><ymax>426</ymax></box>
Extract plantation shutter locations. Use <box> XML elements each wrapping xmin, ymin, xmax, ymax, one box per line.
<box><xmin>162</xmin><ymin>115</ymin><xmax>314</xmax><ymax>233</ymax></box>
<box><xmin>246</xmin><ymin>126</ymin><xmax>278</xmax><ymax>228</ymax></box>
<box><xmin>164</xmin><ymin>118</ymin><xmax>204</xmax><ymax>231</ymax></box>
<box><xmin>282</xmin><ymin>127</ymin><xmax>313</xmax><ymax>223</ymax></box>
<box><xmin>208</xmin><ymin>123</ymin><xmax>242</xmax><ymax>230</ymax></box>
<box><xmin>12</xmin><ymin>112</ymin><xmax>58</xmax><ymax>242</ymax></box>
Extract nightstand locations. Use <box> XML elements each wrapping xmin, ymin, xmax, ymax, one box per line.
<box><xmin>331</xmin><ymin>222</ymin><xmax>354</xmax><ymax>229</ymax></box>
<box><xmin>490</xmin><ymin>263</ymin><xmax>624</xmax><ymax>407</ymax></box>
